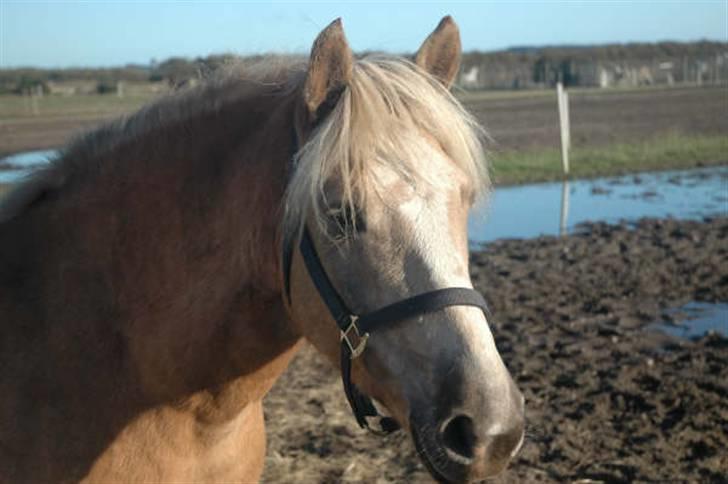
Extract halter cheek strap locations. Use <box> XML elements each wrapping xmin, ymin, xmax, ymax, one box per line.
<box><xmin>296</xmin><ymin>228</ymin><xmax>490</xmax><ymax>433</ymax></box>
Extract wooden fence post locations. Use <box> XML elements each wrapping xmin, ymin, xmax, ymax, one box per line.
<box><xmin>557</xmin><ymin>82</ymin><xmax>570</xmax><ymax>175</ymax></box>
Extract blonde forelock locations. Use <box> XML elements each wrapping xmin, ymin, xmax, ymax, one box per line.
<box><xmin>283</xmin><ymin>56</ymin><xmax>490</xmax><ymax>242</ymax></box>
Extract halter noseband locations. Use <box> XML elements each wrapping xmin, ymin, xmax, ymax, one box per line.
<box><xmin>284</xmin><ymin>130</ymin><xmax>490</xmax><ymax>434</ymax></box>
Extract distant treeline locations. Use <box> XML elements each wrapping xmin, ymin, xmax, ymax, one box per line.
<box><xmin>2</xmin><ymin>41</ymin><xmax>726</xmax><ymax>94</ymax></box>
<box><xmin>464</xmin><ymin>41</ymin><xmax>728</xmax><ymax>65</ymax></box>
<box><xmin>0</xmin><ymin>54</ymin><xmax>250</xmax><ymax>94</ymax></box>
<box><xmin>460</xmin><ymin>41</ymin><xmax>728</xmax><ymax>89</ymax></box>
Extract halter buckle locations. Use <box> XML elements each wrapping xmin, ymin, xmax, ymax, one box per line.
<box><xmin>341</xmin><ymin>315</ymin><xmax>369</xmax><ymax>358</ymax></box>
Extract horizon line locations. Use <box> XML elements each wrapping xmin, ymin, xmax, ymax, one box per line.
<box><xmin>3</xmin><ymin>37</ymin><xmax>727</xmax><ymax>71</ymax></box>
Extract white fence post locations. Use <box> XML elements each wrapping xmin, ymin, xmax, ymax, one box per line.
<box><xmin>560</xmin><ymin>180</ymin><xmax>570</xmax><ymax>236</ymax></box>
<box><xmin>557</xmin><ymin>82</ymin><xmax>570</xmax><ymax>175</ymax></box>
<box><xmin>31</xmin><ymin>90</ymin><xmax>39</xmax><ymax>116</ymax></box>
<box><xmin>23</xmin><ymin>89</ymin><xmax>31</xmax><ymax>114</ymax></box>
<box><xmin>563</xmin><ymin>90</ymin><xmax>570</xmax><ymax>150</ymax></box>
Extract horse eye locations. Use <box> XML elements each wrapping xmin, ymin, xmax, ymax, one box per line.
<box><xmin>327</xmin><ymin>205</ymin><xmax>366</xmax><ymax>236</ymax></box>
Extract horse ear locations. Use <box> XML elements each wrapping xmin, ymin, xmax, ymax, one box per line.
<box><xmin>303</xmin><ymin>18</ymin><xmax>353</xmax><ymax>123</ymax></box>
<box><xmin>415</xmin><ymin>16</ymin><xmax>462</xmax><ymax>89</ymax></box>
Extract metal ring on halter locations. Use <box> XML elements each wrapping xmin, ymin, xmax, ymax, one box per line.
<box><xmin>340</xmin><ymin>315</ymin><xmax>369</xmax><ymax>358</ymax></box>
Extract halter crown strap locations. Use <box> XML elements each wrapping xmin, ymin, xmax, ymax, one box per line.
<box><xmin>297</xmin><ymin>227</ymin><xmax>489</xmax><ymax>432</ymax></box>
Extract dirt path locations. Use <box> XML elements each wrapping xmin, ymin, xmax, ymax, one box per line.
<box><xmin>262</xmin><ymin>216</ymin><xmax>728</xmax><ymax>483</ymax></box>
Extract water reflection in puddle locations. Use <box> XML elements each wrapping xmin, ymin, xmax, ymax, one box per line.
<box><xmin>650</xmin><ymin>301</ymin><xmax>728</xmax><ymax>339</ymax></box>
<box><xmin>469</xmin><ymin>166</ymin><xmax>728</xmax><ymax>244</ymax></box>
<box><xmin>0</xmin><ymin>150</ymin><xmax>57</xmax><ymax>183</ymax></box>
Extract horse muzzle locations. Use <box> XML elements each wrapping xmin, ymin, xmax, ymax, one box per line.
<box><xmin>409</xmin><ymin>375</ymin><xmax>525</xmax><ymax>483</ymax></box>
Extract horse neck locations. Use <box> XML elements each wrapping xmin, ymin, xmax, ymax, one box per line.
<box><xmin>34</xmin><ymin>84</ymin><xmax>301</xmax><ymax>408</ymax></box>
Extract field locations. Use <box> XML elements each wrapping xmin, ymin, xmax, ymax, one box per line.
<box><xmin>462</xmin><ymin>85</ymin><xmax>728</xmax><ymax>152</ymax></box>
<box><xmin>1</xmin><ymin>85</ymin><xmax>727</xmax><ymax>185</ymax></box>
<box><xmin>0</xmin><ymin>93</ymin><xmax>156</xmax><ymax>157</ymax></box>
<box><xmin>466</xmin><ymin>85</ymin><xmax>728</xmax><ymax>184</ymax></box>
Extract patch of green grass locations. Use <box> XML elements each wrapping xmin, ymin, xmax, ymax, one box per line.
<box><xmin>491</xmin><ymin>134</ymin><xmax>728</xmax><ymax>185</ymax></box>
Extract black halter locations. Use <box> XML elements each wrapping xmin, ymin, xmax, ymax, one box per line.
<box><xmin>294</xmin><ymin>228</ymin><xmax>489</xmax><ymax>433</ymax></box>
<box><xmin>283</xmin><ymin>132</ymin><xmax>490</xmax><ymax>433</ymax></box>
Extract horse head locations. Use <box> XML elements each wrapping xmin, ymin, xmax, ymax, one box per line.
<box><xmin>284</xmin><ymin>17</ymin><xmax>525</xmax><ymax>483</ymax></box>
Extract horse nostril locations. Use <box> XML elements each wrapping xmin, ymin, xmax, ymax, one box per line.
<box><xmin>440</xmin><ymin>414</ymin><xmax>477</xmax><ymax>461</ymax></box>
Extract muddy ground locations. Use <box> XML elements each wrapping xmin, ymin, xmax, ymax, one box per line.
<box><xmin>2</xmin><ymin>86</ymin><xmax>725</xmax><ymax>157</ymax></box>
<box><xmin>262</xmin><ymin>216</ymin><xmax>728</xmax><ymax>483</ymax></box>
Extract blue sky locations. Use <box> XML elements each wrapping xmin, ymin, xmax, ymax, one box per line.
<box><xmin>1</xmin><ymin>1</ymin><xmax>726</xmax><ymax>68</ymax></box>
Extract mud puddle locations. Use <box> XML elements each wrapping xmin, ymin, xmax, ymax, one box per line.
<box><xmin>651</xmin><ymin>301</ymin><xmax>727</xmax><ymax>339</ymax></box>
<box><xmin>470</xmin><ymin>166</ymin><xmax>728</xmax><ymax>243</ymax></box>
<box><xmin>0</xmin><ymin>150</ymin><xmax>56</xmax><ymax>183</ymax></box>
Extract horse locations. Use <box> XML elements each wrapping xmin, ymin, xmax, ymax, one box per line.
<box><xmin>0</xmin><ymin>17</ymin><xmax>524</xmax><ymax>483</ymax></box>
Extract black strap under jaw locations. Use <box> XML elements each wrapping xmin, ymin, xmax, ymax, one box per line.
<box><xmin>297</xmin><ymin>227</ymin><xmax>490</xmax><ymax>434</ymax></box>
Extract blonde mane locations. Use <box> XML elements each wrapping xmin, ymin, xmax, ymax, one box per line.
<box><xmin>283</xmin><ymin>55</ymin><xmax>489</xmax><ymax>241</ymax></box>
